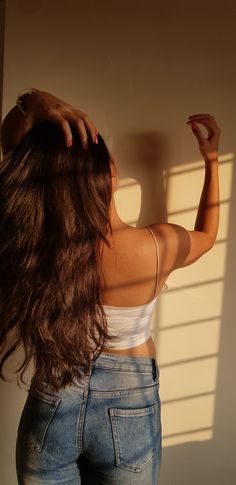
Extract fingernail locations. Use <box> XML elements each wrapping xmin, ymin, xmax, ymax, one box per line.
<box><xmin>67</xmin><ymin>140</ymin><xmax>72</xmax><ymax>147</ymax></box>
<box><xmin>94</xmin><ymin>135</ymin><xmax>98</xmax><ymax>144</ymax></box>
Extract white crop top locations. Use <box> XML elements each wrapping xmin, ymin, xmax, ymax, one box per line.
<box><xmin>102</xmin><ymin>226</ymin><xmax>160</xmax><ymax>349</ymax></box>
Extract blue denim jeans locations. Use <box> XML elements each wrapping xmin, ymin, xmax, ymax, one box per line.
<box><xmin>16</xmin><ymin>352</ymin><xmax>162</xmax><ymax>484</ymax></box>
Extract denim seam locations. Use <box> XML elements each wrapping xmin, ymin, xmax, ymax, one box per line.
<box><xmin>23</xmin><ymin>394</ymin><xmax>62</xmax><ymax>453</ymax></box>
<box><xmin>76</xmin><ymin>372</ymin><xmax>92</xmax><ymax>454</ymax></box>
<box><xmin>89</xmin><ymin>385</ymin><xmax>159</xmax><ymax>398</ymax></box>
<box><xmin>93</xmin><ymin>365</ymin><xmax>155</xmax><ymax>373</ymax></box>
<box><xmin>116</xmin><ymin>454</ymin><xmax>154</xmax><ymax>473</ymax></box>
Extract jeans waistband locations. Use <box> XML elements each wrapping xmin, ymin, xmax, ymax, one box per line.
<box><xmin>35</xmin><ymin>352</ymin><xmax>160</xmax><ymax>390</ymax></box>
<box><xmin>92</xmin><ymin>352</ymin><xmax>159</xmax><ymax>381</ymax></box>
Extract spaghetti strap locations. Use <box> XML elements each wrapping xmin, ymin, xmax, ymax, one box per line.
<box><xmin>146</xmin><ymin>225</ymin><xmax>160</xmax><ymax>298</ymax></box>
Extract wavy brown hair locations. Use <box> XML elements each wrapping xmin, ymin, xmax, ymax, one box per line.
<box><xmin>0</xmin><ymin>121</ymin><xmax>118</xmax><ymax>392</ymax></box>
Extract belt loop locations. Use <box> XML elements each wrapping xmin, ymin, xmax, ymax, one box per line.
<box><xmin>152</xmin><ymin>358</ymin><xmax>160</xmax><ymax>383</ymax></box>
<box><xmin>152</xmin><ymin>358</ymin><xmax>158</xmax><ymax>383</ymax></box>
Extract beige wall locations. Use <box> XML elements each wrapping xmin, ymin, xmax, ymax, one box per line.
<box><xmin>1</xmin><ymin>1</ymin><xmax>236</xmax><ymax>483</ymax></box>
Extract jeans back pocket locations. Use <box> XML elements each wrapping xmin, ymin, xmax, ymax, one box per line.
<box><xmin>17</xmin><ymin>389</ymin><xmax>62</xmax><ymax>453</ymax></box>
<box><xmin>109</xmin><ymin>402</ymin><xmax>160</xmax><ymax>473</ymax></box>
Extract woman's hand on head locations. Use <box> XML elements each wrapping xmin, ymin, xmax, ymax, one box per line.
<box><xmin>25</xmin><ymin>90</ymin><xmax>99</xmax><ymax>149</ymax></box>
<box><xmin>187</xmin><ymin>114</ymin><xmax>221</xmax><ymax>162</ymax></box>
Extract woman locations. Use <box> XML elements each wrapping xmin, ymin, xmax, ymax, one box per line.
<box><xmin>0</xmin><ymin>89</ymin><xmax>220</xmax><ymax>484</ymax></box>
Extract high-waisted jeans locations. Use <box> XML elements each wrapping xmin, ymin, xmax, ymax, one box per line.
<box><xmin>16</xmin><ymin>352</ymin><xmax>162</xmax><ymax>484</ymax></box>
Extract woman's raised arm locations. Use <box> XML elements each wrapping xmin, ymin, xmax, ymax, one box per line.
<box><xmin>1</xmin><ymin>89</ymin><xmax>99</xmax><ymax>156</ymax></box>
<box><xmin>149</xmin><ymin>114</ymin><xmax>221</xmax><ymax>278</ymax></box>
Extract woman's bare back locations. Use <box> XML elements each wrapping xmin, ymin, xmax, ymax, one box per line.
<box><xmin>99</xmin><ymin>223</ymin><xmax>165</xmax><ymax>358</ymax></box>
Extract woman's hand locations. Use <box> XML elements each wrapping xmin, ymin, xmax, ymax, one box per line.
<box><xmin>25</xmin><ymin>90</ymin><xmax>99</xmax><ymax>149</ymax></box>
<box><xmin>187</xmin><ymin>114</ymin><xmax>221</xmax><ymax>162</ymax></box>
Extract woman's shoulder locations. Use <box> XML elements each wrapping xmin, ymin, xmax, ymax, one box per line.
<box><xmin>108</xmin><ymin>223</ymin><xmax>157</xmax><ymax>248</ymax></box>
<box><xmin>111</xmin><ymin>223</ymin><xmax>164</xmax><ymax>250</ymax></box>
<box><xmin>103</xmin><ymin>222</ymin><xmax>163</xmax><ymax>269</ymax></box>
<box><xmin>100</xmin><ymin>223</ymin><xmax>163</xmax><ymax>305</ymax></box>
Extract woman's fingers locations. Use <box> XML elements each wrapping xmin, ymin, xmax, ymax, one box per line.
<box><xmin>69</xmin><ymin>115</ymin><xmax>89</xmax><ymax>148</ymax></box>
<box><xmin>47</xmin><ymin>110</ymin><xmax>73</xmax><ymax>147</ymax></box>
<box><xmin>187</xmin><ymin>113</ymin><xmax>221</xmax><ymax>161</ymax></box>
<box><xmin>190</xmin><ymin>123</ymin><xmax>205</xmax><ymax>144</ymax></box>
<box><xmin>45</xmin><ymin>109</ymin><xmax>96</xmax><ymax>149</ymax></box>
<box><xmin>72</xmin><ymin>110</ymin><xmax>98</xmax><ymax>144</ymax></box>
<box><xmin>30</xmin><ymin>92</ymin><xmax>99</xmax><ymax>147</ymax></box>
<box><xmin>188</xmin><ymin>113</ymin><xmax>211</xmax><ymax>118</ymax></box>
<box><xmin>82</xmin><ymin>114</ymin><xmax>98</xmax><ymax>143</ymax></box>
<box><xmin>188</xmin><ymin>114</ymin><xmax>216</xmax><ymax>124</ymax></box>
<box><xmin>58</xmin><ymin>109</ymin><xmax>98</xmax><ymax>148</ymax></box>
<box><xmin>187</xmin><ymin>119</ymin><xmax>214</xmax><ymax>139</ymax></box>
<box><xmin>188</xmin><ymin>115</ymin><xmax>219</xmax><ymax>129</ymax></box>
<box><xmin>187</xmin><ymin>114</ymin><xmax>220</xmax><ymax>138</ymax></box>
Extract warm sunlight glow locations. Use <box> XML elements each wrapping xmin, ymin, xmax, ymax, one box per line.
<box><xmin>113</xmin><ymin>154</ymin><xmax>234</xmax><ymax>448</ymax></box>
<box><xmin>152</xmin><ymin>154</ymin><xmax>234</xmax><ymax>447</ymax></box>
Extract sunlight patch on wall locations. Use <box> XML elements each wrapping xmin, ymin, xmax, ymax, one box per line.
<box><xmin>153</xmin><ymin>154</ymin><xmax>234</xmax><ymax>448</ymax></box>
<box><xmin>158</xmin><ymin>318</ymin><xmax>220</xmax><ymax>363</ymax></box>
<box><xmin>158</xmin><ymin>279</ymin><xmax>224</xmax><ymax>327</ymax></box>
<box><xmin>162</xmin><ymin>394</ymin><xmax>214</xmax><ymax>446</ymax></box>
<box><xmin>164</xmin><ymin>154</ymin><xmax>233</xmax><ymax>225</ymax></box>
<box><xmin>158</xmin><ymin>357</ymin><xmax>218</xmax><ymax>402</ymax></box>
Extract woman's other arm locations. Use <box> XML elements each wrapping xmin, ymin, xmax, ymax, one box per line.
<box><xmin>192</xmin><ymin>119</ymin><xmax>219</xmax><ymax>245</ymax></box>
<box><xmin>150</xmin><ymin>114</ymin><xmax>221</xmax><ymax>275</ymax></box>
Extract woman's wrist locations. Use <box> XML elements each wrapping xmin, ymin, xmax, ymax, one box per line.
<box><xmin>24</xmin><ymin>90</ymin><xmax>45</xmax><ymax>123</ymax></box>
<box><xmin>16</xmin><ymin>88</ymin><xmax>42</xmax><ymax>116</ymax></box>
<box><xmin>204</xmin><ymin>154</ymin><xmax>219</xmax><ymax>164</ymax></box>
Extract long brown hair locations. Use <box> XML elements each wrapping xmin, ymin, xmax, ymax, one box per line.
<box><xmin>0</xmin><ymin>121</ymin><xmax>117</xmax><ymax>392</ymax></box>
